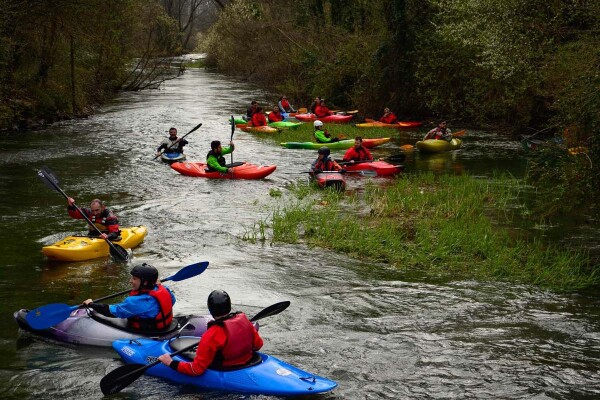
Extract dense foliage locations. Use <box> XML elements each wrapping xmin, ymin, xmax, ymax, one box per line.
<box><xmin>0</xmin><ymin>0</ymin><xmax>181</xmax><ymax>129</ymax></box>
<box><xmin>198</xmin><ymin>0</ymin><xmax>600</xmax><ymax>213</ymax></box>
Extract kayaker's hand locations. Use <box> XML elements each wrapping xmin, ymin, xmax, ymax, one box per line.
<box><xmin>226</xmin><ymin>168</ymin><xmax>232</xmax><ymax>173</ymax></box>
<box><xmin>158</xmin><ymin>354</ymin><xmax>173</xmax><ymax>366</ymax></box>
<box><xmin>67</xmin><ymin>197</ymin><xmax>75</xmax><ymax>206</ymax></box>
<box><xmin>99</xmin><ymin>233</ymin><xmax>108</xmax><ymax>240</ymax></box>
<box><xmin>82</xmin><ymin>299</ymin><xmax>93</xmax><ymax>306</ymax></box>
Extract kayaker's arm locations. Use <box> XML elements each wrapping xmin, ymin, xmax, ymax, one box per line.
<box><xmin>84</xmin><ymin>301</ymin><xmax>117</xmax><ymax>318</ymax></box>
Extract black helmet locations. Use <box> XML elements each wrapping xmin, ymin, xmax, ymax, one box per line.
<box><xmin>130</xmin><ymin>263</ymin><xmax>158</xmax><ymax>290</ymax></box>
<box><xmin>318</xmin><ymin>146</ymin><xmax>330</xmax><ymax>158</ymax></box>
<box><xmin>207</xmin><ymin>290</ymin><xmax>231</xmax><ymax>317</ymax></box>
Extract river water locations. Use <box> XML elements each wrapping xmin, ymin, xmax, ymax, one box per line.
<box><xmin>0</xmin><ymin>69</ymin><xmax>599</xmax><ymax>399</ymax></box>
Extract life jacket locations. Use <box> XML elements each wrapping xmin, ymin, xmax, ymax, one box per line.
<box><xmin>206</xmin><ymin>150</ymin><xmax>226</xmax><ymax>171</ymax></box>
<box><xmin>128</xmin><ymin>284</ymin><xmax>174</xmax><ymax>331</ymax></box>
<box><xmin>380</xmin><ymin>113</ymin><xmax>397</xmax><ymax>124</ymax></box>
<box><xmin>209</xmin><ymin>312</ymin><xmax>255</xmax><ymax>368</ymax></box>
<box><xmin>345</xmin><ymin>146</ymin><xmax>370</xmax><ymax>161</ymax></box>
<box><xmin>280</xmin><ymin>99</ymin><xmax>291</xmax><ymax>110</ymax></box>
<box><xmin>250</xmin><ymin>113</ymin><xmax>267</xmax><ymax>127</ymax></box>
<box><xmin>429</xmin><ymin>128</ymin><xmax>447</xmax><ymax>140</ymax></box>
<box><xmin>268</xmin><ymin>112</ymin><xmax>283</xmax><ymax>122</ymax></box>
<box><xmin>315</xmin><ymin>105</ymin><xmax>331</xmax><ymax>118</ymax></box>
<box><xmin>313</xmin><ymin>158</ymin><xmax>338</xmax><ymax>171</ymax></box>
<box><xmin>87</xmin><ymin>208</ymin><xmax>118</xmax><ymax>233</ymax></box>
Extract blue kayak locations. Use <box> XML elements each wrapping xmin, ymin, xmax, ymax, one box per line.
<box><xmin>161</xmin><ymin>152</ymin><xmax>186</xmax><ymax>162</ymax></box>
<box><xmin>112</xmin><ymin>337</ymin><xmax>337</xmax><ymax>396</ymax></box>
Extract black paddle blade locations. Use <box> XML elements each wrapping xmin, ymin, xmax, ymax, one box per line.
<box><xmin>109</xmin><ymin>243</ymin><xmax>129</xmax><ymax>262</ymax></box>
<box><xmin>100</xmin><ymin>363</ymin><xmax>147</xmax><ymax>395</ymax></box>
<box><xmin>225</xmin><ymin>162</ymin><xmax>244</xmax><ymax>168</ymax></box>
<box><xmin>37</xmin><ymin>166</ymin><xmax>60</xmax><ymax>191</ymax></box>
<box><xmin>250</xmin><ymin>301</ymin><xmax>290</xmax><ymax>322</ymax></box>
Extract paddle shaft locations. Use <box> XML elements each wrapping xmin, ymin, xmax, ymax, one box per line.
<box><xmin>153</xmin><ymin>123</ymin><xmax>202</xmax><ymax>160</ymax></box>
<box><xmin>38</xmin><ymin>169</ymin><xmax>128</xmax><ymax>261</ymax></box>
<box><xmin>230</xmin><ymin>115</ymin><xmax>235</xmax><ymax>165</ymax></box>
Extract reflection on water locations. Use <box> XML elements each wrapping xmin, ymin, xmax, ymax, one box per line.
<box><xmin>0</xmin><ymin>69</ymin><xmax>599</xmax><ymax>399</ymax></box>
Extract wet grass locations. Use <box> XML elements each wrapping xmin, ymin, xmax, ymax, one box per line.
<box><xmin>249</xmin><ymin>173</ymin><xmax>598</xmax><ymax>291</ymax></box>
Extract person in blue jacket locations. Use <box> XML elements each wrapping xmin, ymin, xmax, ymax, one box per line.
<box><xmin>83</xmin><ymin>263</ymin><xmax>176</xmax><ymax>331</ymax></box>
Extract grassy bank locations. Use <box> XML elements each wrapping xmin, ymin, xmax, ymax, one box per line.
<box><xmin>248</xmin><ymin>173</ymin><xmax>598</xmax><ymax>291</ymax></box>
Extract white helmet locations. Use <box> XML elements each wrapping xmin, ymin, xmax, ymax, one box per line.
<box><xmin>314</xmin><ymin>120</ymin><xmax>323</xmax><ymax>128</ymax></box>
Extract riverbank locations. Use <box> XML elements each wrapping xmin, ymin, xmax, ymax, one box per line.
<box><xmin>249</xmin><ymin>173</ymin><xmax>598</xmax><ymax>292</ymax></box>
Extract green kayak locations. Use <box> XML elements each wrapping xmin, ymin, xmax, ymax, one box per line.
<box><xmin>280</xmin><ymin>137</ymin><xmax>391</xmax><ymax>150</ymax></box>
<box><xmin>268</xmin><ymin>121</ymin><xmax>302</xmax><ymax>129</ymax></box>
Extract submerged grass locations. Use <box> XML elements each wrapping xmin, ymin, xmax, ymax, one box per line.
<box><xmin>255</xmin><ymin>173</ymin><xmax>598</xmax><ymax>291</ymax></box>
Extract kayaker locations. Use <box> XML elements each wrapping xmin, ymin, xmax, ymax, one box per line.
<box><xmin>379</xmin><ymin>107</ymin><xmax>398</xmax><ymax>124</ymax></box>
<box><xmin>83</xmin><ymin>263</ymin><xmax>176</xmax><ymax>331</ymax></box>
<box><xmin>268</xmin><ymin>106</ymin><xmax>284</xmax><ymax>122</ymax></box>
<box><xmin>157</xmin><ymin>290</ymin><xmax>263</xmax><ymax>375</ymax></box>
<box><xmin>67</xmin><ymin>197</ymin><xmax>120</xmax><ymax>240</ymax></box>
<box><xmin>243</xmin><ymin>100</ymin><xmax>258</xmax><ymax>121</ymax></box>
<box><xmin>206</xmin><ymin>140</ymin><xmax>235</xmax><ymax>173</ymax></box>
<box><xmin>311</xmin><ymin>147</ymin><xmax>344</xmax><ymax>173</ymax></box>
<box><xmin>249</xmin><ymin>107</ymin><xmax>268</xmax><ymax>127</ymax></box>
<box><xmin>343</xmin><ymin>136</ymin><xmax>373</xmax><ymax>163</ymax></box>
<box><xmin>309</xmin><ymin>97</ymin><xmax>321</xmax><ymax>114</ymax></box>
<box><xmin>313</xmin><ymin>120</ymin><xmax>340</xmax><ymax>143</ymax></box>
<box><xmin>423</xmin><ymin>120</ymin><xmax>452</xmax><ymax>141</ymax></box>
<box><xmin>277</xmin><ymin>95</ymin><xmax>296</xmax><ymax>113</ymax></box>
<box><xmin>314</xmin><ymin>99</ymin><xmax>333</xmax><ymax>118</ymax></box>
<box><xmin>155</xmin><ymin>127</ymin><xmax>188</xmax><ymax>157</ymax></box>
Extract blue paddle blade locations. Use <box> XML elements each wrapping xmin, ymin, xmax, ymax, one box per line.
<box><xmin>25</xmin><ymin>303</ymin><xmax>79</xmax><ymax>330</ymax></box>
<box><xmin>164</xmin><ymin>261</ymin><xmax>209</xmax><ymax>282</ymax></box>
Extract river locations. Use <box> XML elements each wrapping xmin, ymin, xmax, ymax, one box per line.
<box><xmin>0</xmin><ymin>68</ymin><xmax>599</xmax><ymax>399</ymax></box>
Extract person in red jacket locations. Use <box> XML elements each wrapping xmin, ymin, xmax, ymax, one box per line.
<box><xmin>343</xmin><ymin>137</ymin><xmax>373</xmax><ymax>163</ymax></box>
<box><xmin>314</xmin><ymin>100</ymin><xmax>333</xmax><ymax>118</ymax></box>
<box><xmin>158</xmin><ymin>290</ymin><xmax>263</xmax><ymax>375</ymax></box>
<box><xmin>67</xmin><ymin>197</ymin><xmax>120</xmax><ymax>240</ymax></box>
<box><xmin>379</xmin><ymin>108</ymin><xmax>398</xmax><ymax>124</ymax></box>
<box><xmin>250</xmin><ymin>107</ymin><xmax>268</xmax><ymax>127</ymax></box>
<box><xmin>268</xmin><ymin>106</ymin><xmax>284</xmax><ymax>122</ymax></box>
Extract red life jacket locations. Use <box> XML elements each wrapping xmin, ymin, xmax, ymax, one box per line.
<box><xmin>280</xmin><ymin>99</ymin><xmax>291</xmax><ymax>110</ymax></box>
<box><xmin>344</xmin><ymin>146</ymin><xmax>371</xmax><ymax>162</ymax></box>
<box><xmin>250</xmin><ymin>113</ymin><xmax>267</xmax><ymax>126</ymax></box>
<box><xmin>313</xmin><ymin>159</ymin><xmax>338</xmax><ymax>171</ymax></box>
<box><xmin>211</xmin><ymin>313</ymin><xmax>255</xmax><ymax>368</ymax></box>
<box><xmin>268</xmin><ymin>112</ymin><xmax>283</xmax><ymax>122</ymax></box>
<box><xmin>315</xmin><ymin>105</ymin><xmax>332</xmax><ymax>118</ymax></box>
<box><xmin>380</xmin><ymin>113</ymin><xmax>398</xmax><ymax>124</ymax></box>
<box><xmin>128</xmin><ymin>284</ymin><xmax>174</xmax><ymax>331</ymax></box>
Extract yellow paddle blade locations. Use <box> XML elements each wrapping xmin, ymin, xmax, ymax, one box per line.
<box><xmin>453</xmin><ymin>130</ymin><xmax>467</xmax><ymax>137</ymax></box>
<box><xmin>400</xmin><ymin>144</ymin><xmax>415</xmax><ymax>151</ymax></box>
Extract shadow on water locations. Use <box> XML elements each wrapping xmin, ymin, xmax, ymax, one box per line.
<box><xmin>0</xmin><ymin>69</ymin><xmax>599</xmax><ymax>399</ymax></box>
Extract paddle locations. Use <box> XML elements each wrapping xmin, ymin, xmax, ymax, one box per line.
<box><xmin>153</xmin><ymin>123</ymin><xmax>202</xmax><ymax>160</ymax></box>
<box><xmin>230</xmin><ymin>115</ymin><xmax>235</xmax><ymax>165</ymax></box>
<box><xmin>37</xmin><ymin>166</ymin><xmax>129</xmax><ymax>262</ymax></box>
<box><xmin>100</xmin><ymin>300</ymin><xmax>291</xmax><ymax>395</ymax></box>
<box><xmin>25</xmin><ymin>261</ymin><xmax>209</xmax><ymax>330</ymax></box>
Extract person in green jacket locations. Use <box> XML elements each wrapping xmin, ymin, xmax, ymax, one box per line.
<box><xmin>313</xmin><ymin>120</ymin><xmax>340</xmax><ymax>143</ymax></box>
<box><xmin>206</xmin><ymin>140</ymin><xmax>235</xmax><ymax>173</ymax></box>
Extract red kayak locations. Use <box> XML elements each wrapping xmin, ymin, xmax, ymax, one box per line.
<box><xmin>340</xmin><ymin>160</ymin><xmax>402</xmax><ymax>177</ymax></box>
<box><xmin>171</xmin><ymin>162</ymin><xmax>276</xmax><ymax>179</ymax></box>
<box><xmin>312</xmin><ymin>172</ymin><xmax>346</xmax><ymax>191</ymax></box>
<box><xmin>294</xmin><ymin>113</ymin><xmax>354</xmax><ymax>124</ymax></box>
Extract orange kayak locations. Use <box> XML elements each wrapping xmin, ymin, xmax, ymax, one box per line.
<box><xmin>357</xmin><ymin>119</ymin><xmax>423</xmax><ymax>129</ymax></box>
<box><xmin>171</xmin><ymin>162</ymin><xmax>276</xmax><ymax>179</ymax></box>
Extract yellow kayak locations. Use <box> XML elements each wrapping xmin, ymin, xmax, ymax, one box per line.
<box><xmin>416</xmin><ymin>138</ymin><xmax>462</xmax><ymax>153</ymax></box>
<box><xmin>42</xmin><ymin>226</ymin><xmax>148</xmax><ymax>262</ymax></box>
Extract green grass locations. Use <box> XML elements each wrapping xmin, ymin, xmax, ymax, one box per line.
<box><xmin>247</xmin><ymin>173</ymin><xmax>598</xmax><ymax>291</ymax></box>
